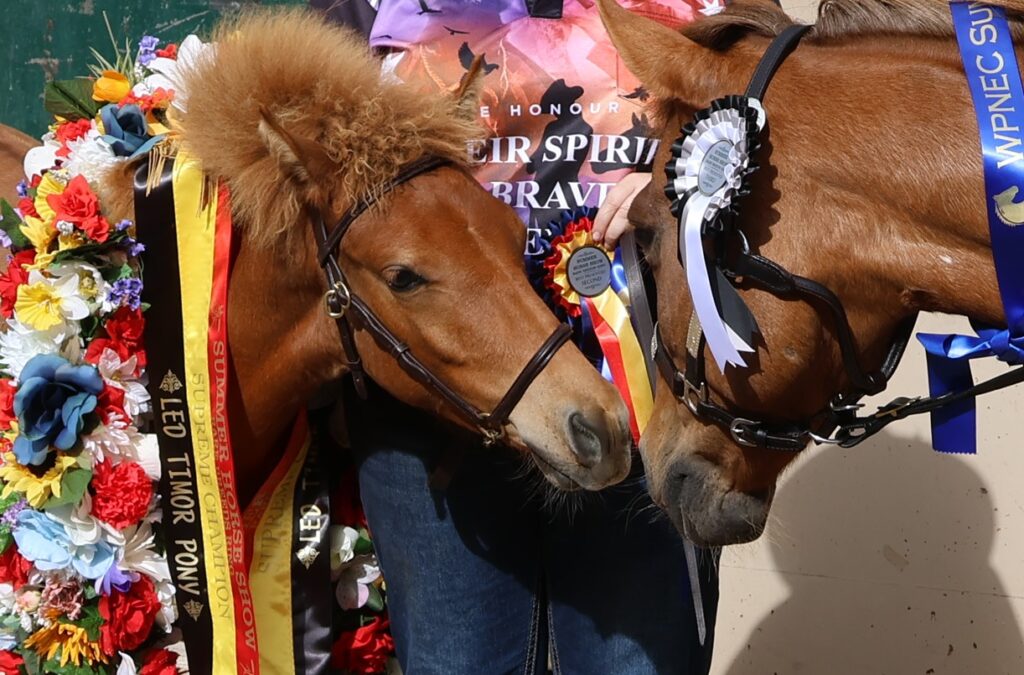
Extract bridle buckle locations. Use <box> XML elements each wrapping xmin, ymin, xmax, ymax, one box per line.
<box><xmin>729</xmin><ymin>417</ymin><xmax>758</xmax><ymax>447</ymax></box>
<box><xmin>324</xmin><ymin>281</ymin><xmax>352</xmax><ymax>319</ymax></box>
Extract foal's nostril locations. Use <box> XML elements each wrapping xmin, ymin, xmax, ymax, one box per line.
<box><xmin>567</xmin><ymin>411</ymin><xmax>608</xmax><ymax>468</ymax></box>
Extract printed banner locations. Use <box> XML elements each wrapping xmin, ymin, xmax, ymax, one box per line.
<box><xmin>246</xmin><ymin>411</ymin><xmax>333</xmax><ymax>675</ymax></box>
<box><xmin>137</xmin><ymin>151</ymin><xmax>260</xmax><ymax>674</ymax></box>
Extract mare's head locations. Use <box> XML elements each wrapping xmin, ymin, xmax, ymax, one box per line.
<box><xmin>598</xmin><ymin>0</ymin><xmax>1010</xmax><ymax>542</ymax></box>
<box><xmin>161</xmin><ymin>10</ymin><xmax>632</xmax><ymax>490</ymax></box>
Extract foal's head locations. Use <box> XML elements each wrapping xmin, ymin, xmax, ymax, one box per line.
<box><xmin>171</xmin><ymin>10</ymin><xmax>632</xmax><ymax>490</ymax></box>
<box><xmin>599</xmin><ymin>0</ymin><xmax>1011</xmax><ymax>542</ymax></box>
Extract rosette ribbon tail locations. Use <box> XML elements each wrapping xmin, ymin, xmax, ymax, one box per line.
<box><xmin>583</xmin><ymin>289</ymin><xmax>653</xmax><ymax>442</ymax></box>
<box><xmin>916</xmin><ymin>324</ymin><xmax>1024</xmax><ymax>454</ymax></box>
<box><xmin>679</xmin><ymin>198</ymin><xmax>752</xmax><ymax>371</ymax></box>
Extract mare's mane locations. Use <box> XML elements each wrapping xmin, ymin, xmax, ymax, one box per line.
<box><xmin>178</xmin><ymin>9</ymin><xmax>479</xmax><ymax>248</ymax></box>
<box><xmin>684</xmin><ymin>0</ymin><xmax>1024</xmax><ymax>49</ymax></box>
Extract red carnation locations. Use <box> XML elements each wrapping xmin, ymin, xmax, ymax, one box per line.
<box><xmin>155</xmin><ymin>44</ymin><xmax>177</xmax><ymax>59</ymax></box>
<box><xmin>332</xmin><ymin>617</ymin><xmax>394</xmax><ymax>675</ymax></box>
<box><xmin>0</xmin><ymin>380</ymin><xmax>16</xmax><ymax>430</ymax></box>
<box><xmin>91</xmin><ymin>461</ymin><xmax>153</xmax><ymax>530</ymax></box>
<box><xmin>99</xmin><ymin>576</ymin><xmax>161</xmax><ymax>656</ymax></box>
<box><xmin>46</xmin><ymin>175</ymin><xmax>109</xmax><ymax>243</ymax></box>
<box><xmin>0</xmin><ymin>649</ymin><xmax>24</xmax><ymax>674</ymax></box>
<box><xmin>16</xmin><ymin>197</ymin><xmax>37</xmax><ymax>220</ymax></box>
<box><xmin>0</xmin><ymin>547</ymin><xmax>32</xmax><ymax>588</ymax></box>
<box><xmin>55</xmin><ymin>119</ymin><xmax>93</xmax><ymax>158</ymax></box>
<box><xmin>139</xmin><ymin>648</ymin><xmax>178</xmax><ymax>675</ymax></box>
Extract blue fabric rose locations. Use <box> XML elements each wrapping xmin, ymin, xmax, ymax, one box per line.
<box><xmin>14</xmin><ymin>354</ymin><xmax>104</xmax><ymax>466</ymax></box>
<box><xmin>100</xmin><ymin>104</ymin><xmax>164</xmax><ymax>158</ymax></box>
<box><xmin>14</xmin><ymin>509</ymin><xmax>115</xmax><ymax>580</ymax></box>
<box><xmin>13</xmin><ymin>510</ymin><xmax>72</xmax><ymax>570</ymax></box>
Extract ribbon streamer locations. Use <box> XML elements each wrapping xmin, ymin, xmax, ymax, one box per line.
<box><xmin>925</xmin><ymin>3</ymin><xmax>1024</xmax><ymax>453</ymax></box>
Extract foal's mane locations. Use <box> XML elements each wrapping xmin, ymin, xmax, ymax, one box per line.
<box><xmin>684</xmin><ymin>0</ymin><xmax>1024</xmax><ymax>48</ymax></box>
<box><xmin>178</xmin><ymin>9</ymin><xmax>479</xmax><ymax>247</ymax></box>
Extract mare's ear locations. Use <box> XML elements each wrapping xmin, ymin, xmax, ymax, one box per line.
<box><xmin>452</xmin><ymin>55</ymin><xmax>485</xmax><ymax>121</ymax></box>
<box><xmin>596</xmin><ymin>0</ymin><xmax>731</xmax><ymax>107</ymax></box>
<box><xmin>257</xmin><ymin>106</ymin><xmax>335</xmax><ymax>195</ymax></box>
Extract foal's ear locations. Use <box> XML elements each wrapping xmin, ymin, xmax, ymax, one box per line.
<box><xmin>452</xmin><ymin>55</ymin><xmax>486</xmax><ymax>121</ymax></box>
<box><xmin>596</xmin><ymin>0</ymin><xmax>730</xmax><ymax>107</ymax></box>
<box><xmin>257</xmin><ymin>106</ymin><xmax>335</xmax><ymax>192</ymax></box>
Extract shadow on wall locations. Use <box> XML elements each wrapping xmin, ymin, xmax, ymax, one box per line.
<box><xmin>724</xmin><ymin>433</ymin><xmax>1024</xmax><ymax>675</ymax></box>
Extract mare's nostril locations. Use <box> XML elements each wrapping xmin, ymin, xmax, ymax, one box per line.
<box><xmin>567</xmin><ymin>411</ymin><xmax>607</xmax><ymax>468</ymax></box>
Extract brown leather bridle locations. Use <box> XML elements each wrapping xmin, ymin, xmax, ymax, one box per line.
<box><xmin>312</xmin><ymin>155</ymin><xmax>573</xmax><ymax>445</ymax></box>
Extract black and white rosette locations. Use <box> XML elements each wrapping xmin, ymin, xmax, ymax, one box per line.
<box><xmin>664</xmin><ymin>95</ymin><xmax>763</xmax><ymax>371</ymax></box>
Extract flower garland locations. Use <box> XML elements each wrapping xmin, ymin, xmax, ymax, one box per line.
<box><xmin>0</xmin><ymin>34</ymin><xmax>188</xmax><ymax>675</ymax></box>
<box><xmin>0</xmin><ymin>29</ymin><xmax>395</xmax><ymax>675</ymax></box>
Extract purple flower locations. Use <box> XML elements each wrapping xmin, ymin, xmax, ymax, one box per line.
<box><xmin>97</xmin><ymin>563</ymin><xmax>138</xmax><ymax>596</ymax></box>
<box><xmin>138</xmin><ymin>35</ymin><xmax>160</xmax><ymax>66</ymax></box>
<box><xmin>115</xmin><ymin>219</ymin><xmax>133</xmax><ymax>232</ymax></box>
<box><xmin>1</xmin><ymin>498</ymin><xmax>27</xmax><ymax>529</ymax></box>
<box><xmin>15</xmin><ymin>180</ymin><xmax>28</xmax><ymax>199</ymax></box>
<box><xmin>122</xmin><ymin>236</ymin><xmax>145</xmax><ymax>258</ymax></box>
<box><xmin>107</xmin><ymin>278</ymin><xmax>144</xmax><ymax>311</ymax></box>
<box><xmin>0</xmin><ymin>231</ymin><xmax>11</xmax><ymax>249</ymax></box>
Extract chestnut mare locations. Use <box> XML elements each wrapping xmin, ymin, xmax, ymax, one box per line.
<box><xmin>85</xmin><ymin>10</ymin><xmax>632</xmax><ymax>503</ymax></box>
<box><xmin>598</xmin><ymin>0</ymin><xmax>1020</xmax><ymax>545</ymax></box>
<box><xmin>0</xmin><ymin>125</ymin><xmax>34</xmax><ymax>203</ymax></box>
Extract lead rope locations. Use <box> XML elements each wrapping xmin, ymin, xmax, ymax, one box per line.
<box><xmin>621</xmin><ymin>232</ymin><xmax>708</xmax><ymax>646</ymax></box>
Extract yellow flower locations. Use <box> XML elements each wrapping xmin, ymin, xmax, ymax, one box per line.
<box><xmin>15</xmin><ymin>281</ymin><xmax>63</xmax><ymax>331</ymax></box>
<box><xmin>20</xmin><ymin>215</ymin><xmax>57</xmax><ymax>257</ymax></box>
<box><xmin>92</xmin><ymin>70</ymin><xmax>131</xmax><ymax>103</ymax></box>
<box><xmin>33</xmin><ymin>173</ymin><xmax>64</xmax><ymax>223</ymax></box>
<box><xmin>58</xmin><ymin>231</ymin><xmax>86</xmax><ymax>252</ymax></box>
<box><xmin>0</xmin><ymin>452</ymin><xmax>77</xmax><ymax>508</ymax></box>
<box><xmin>14</xmin><ymin>271</ymin><xmax>89</xmax><ymax>331</ymax></box>
<box><xmin>25</xmin><ymin>621</ymin><xmax>107</xmax><ymax>667</ymax></box>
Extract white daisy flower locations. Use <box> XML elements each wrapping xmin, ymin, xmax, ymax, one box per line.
<box><xmin>142</xmin><ymin>35</ymin><xmax>216</xmax><ymax>112</ymax></box>
<box><xmin>82</xmin><ymin>414</ymin><xmax>147</xmax><ymax>467</ymax></box>
<box><xmin>0</xmin><ymin>316</ymin><xmax>80</xmax><ymax>382</ymax></box>
<box><xmin>62</xmin><ymin>129</ymin><xmax>121</xmax><ymax>189</ymax></box>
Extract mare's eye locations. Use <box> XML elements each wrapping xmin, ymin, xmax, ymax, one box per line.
<box><xmin>384</xmin><ymin>266</ymin><xmax>427</xmax><ymax>293</ymax></box>
<box><xmin>633</xmin><ymin>224</ymin><xmax>657</xmax><ymax>252</ymax></box>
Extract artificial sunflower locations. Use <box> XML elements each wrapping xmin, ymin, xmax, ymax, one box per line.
<box><xmin>24</xmin><ymin>621</ymin><xmax>107</xmax><ymax>667</ymax></box>
<box><xmin>0</xmin><ymin>452</ymin><xmax>78</xmax><ymax>508</ymax></box>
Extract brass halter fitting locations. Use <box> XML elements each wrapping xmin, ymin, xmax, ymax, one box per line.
<box><xmin>324</xmin><ymin>281</ymin><xmax>352</xmax><ymax>319</ymax></box>
<box><xmin>478</xmin><ymin>414</ymin><xmax>503</xmax><ymax>447</ymax></box>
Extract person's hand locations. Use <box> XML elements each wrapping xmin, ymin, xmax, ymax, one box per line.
<box><xmin>592</xmin><ymin>172</ymin><xmax>652</xmax><ymax>250</ymax></box>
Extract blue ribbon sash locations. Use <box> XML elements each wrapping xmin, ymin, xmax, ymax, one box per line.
<box><xmin>921</xmin><ymin>3</ymin><xmax>1024</xmax><ymax>453</ymax></box>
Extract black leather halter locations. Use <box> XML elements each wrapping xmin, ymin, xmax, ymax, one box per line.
<box><xmin>313</xmin><ymin>156</ymin><xmax>572</xmax><ymax>445</ymax></box>
<box><xmin>643</xmin><ymin>24</ymin><xmax>1024</xmax><ymax>451</ymax></box>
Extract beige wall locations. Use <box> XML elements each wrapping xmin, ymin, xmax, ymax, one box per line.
<box><xmin>711</xmin><ymin>3</ymin><xmax>1024</xmax><ymax>673</ymax></box>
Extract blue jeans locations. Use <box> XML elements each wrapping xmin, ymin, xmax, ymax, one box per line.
<box><xmin>347</xmin><ymin>386</ymin><xmax>718</xmax><ymax>675</ymax></box>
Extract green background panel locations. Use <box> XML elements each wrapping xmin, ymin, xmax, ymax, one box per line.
<box><xmin>1</xmin><ymin>0</ymin><xmax>303</xmax><ymax>137</ymax></box>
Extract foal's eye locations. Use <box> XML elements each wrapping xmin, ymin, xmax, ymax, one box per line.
<box><xmin>384</xmin><ymin>266</ymin><xmax>427</xmax><ymax>293</ymax></box>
